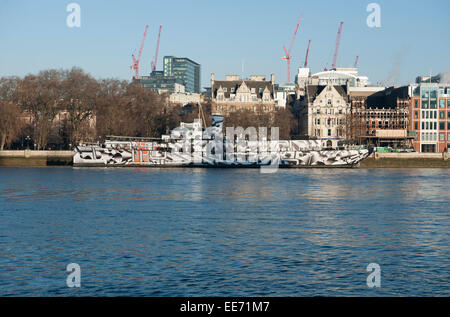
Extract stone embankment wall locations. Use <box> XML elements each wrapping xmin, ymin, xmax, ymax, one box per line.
<box><xmin>360</xmin><ymin>152</ymin><xmax>449</xmax><ymax>168</ymax></box>
<box><xmin>0</xmin><ymin>150</ymin><xmax>73</xmax><ymax>166</ymax></box>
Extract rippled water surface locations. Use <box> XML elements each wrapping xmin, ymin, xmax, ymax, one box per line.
<box><xmin>0</xmin><ymin>167</ymin><xmax>449</xmax><ymax>296</ymax></box>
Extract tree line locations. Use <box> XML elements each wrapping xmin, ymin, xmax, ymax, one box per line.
<box><xmin>0</xmin><ymin>67</ymin><xmax>297</xmax><ymax>150</ymax></box>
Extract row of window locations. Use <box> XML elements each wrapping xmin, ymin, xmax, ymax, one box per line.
<box><xmin>364</xmin><ymin>112</ymin><xmax>407</xmax><ymax>119</ymax></box>
<box><xmin>314</xmin><ymin>118</ymin><xmax>344</xmax><ymax>126</ymax></box>
<box><xmin>414</xmin><ymin>99</ymin><xmax>450</xmax><ymax>109</ymax></box>
<box><xmin>221</xmin><ymin>87</ymin><xmax>267</xmax><ymax>94</ymax></box>
<box><xmin>421</xmin><ymin>132</ymin><xmax>450</xmax><ymax>142</ymax></box>
<box><xmin>414</xmin><ymin>121</ymin><xmax>450</xmax><ymax>131</ymax></box>
<box><xmin>315</xmin><ymin>109</ymin><xmax>344</xmax><ymax>115</ymax></box>
<box><xmin>215</xmin><ymin>105</ymin><xmax>271</xmax><ymax>112</ymax></box>
<box><xmin>368</xmin><ymin>121</ymin><xmax>407</xmax><ymax>129</ymax></box>
<box><xmin>319</xmin><ymin>99</ymin><xmax>341</xmax><ymax>105</ymax></box>
<box><xmin>414</xmin><ymin>110</ymin><xmax>450</xmax><ymax>120</ymax></box>
<box><xmin>314</xmin><ymin>128</ymin><xmax>344</xmax><ymax>137</ymax></box>
<box><xmin>422</xmin><ymin>132</ymin><xmax>438</xmax><ymax>141</ymax></box>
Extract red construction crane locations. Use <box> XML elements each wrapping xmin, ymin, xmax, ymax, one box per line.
<box><xmin>304</xmin><ymin>39</ymin><xmax>311</xmax><ymax>68</ymax></box>
<box><xmin>353</xmin><ymin>55</ymin><xmax>359</xmax><ymax>68</ymax></box>
<box><xmin>151</xmin><ymin>25</ymin><xmax>162</xmax><ymax>72</ymax></box>
<box><xmin>130</xmin><ymin>24</ymin><xmax>149</xmax><ymax>79</ymax></box>
<box><xmin>281</xmin><ymin>13</ymin><xmax>303</xmax><ymax>83</ymax></box>
<box><xmin>331</xmin><ymin>21</ymin><xmax>344</xmax><ymax>69</ymax></box>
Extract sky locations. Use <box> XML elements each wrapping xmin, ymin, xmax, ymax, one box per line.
<box><xmin>0</xmin><ymin>0</ymin><xmax>449</xmax><ymax>89</ymax></box>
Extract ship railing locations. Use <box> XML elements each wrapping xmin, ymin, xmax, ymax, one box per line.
<box><xmin>105</xmin><ymin>135</ymin><xmax>162</xmax><ymax>142</ymax></box>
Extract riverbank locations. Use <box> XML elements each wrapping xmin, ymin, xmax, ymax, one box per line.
<box><xmin>359</xmin><ymin>152</ymin><xmax>450</xmax><ymax>168</ymax></box>
<box><xmin>0</xmin><ymin>150</ymin><xmax>449</xmax><ymax>168</ymax></box>
<box><xmin>0</xmin><ymin>150</ymin><xmax>73</xmax><ymax>166</ymax></box>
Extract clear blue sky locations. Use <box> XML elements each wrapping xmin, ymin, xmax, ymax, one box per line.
<box><xmin>1</xmin><ymin>0</ymin><xmax>449</xmax><ymax>88</ymax></box>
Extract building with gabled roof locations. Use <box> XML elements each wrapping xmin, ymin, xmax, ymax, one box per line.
<box><xmin>211</xmin><ymin>73</ymin><xmax>276</xmax><ymax>114</ymax></box>
<box><xmin>297</xmin><ymin>80</ymin><xmax>350</xmax><ymax>148</ymax></box>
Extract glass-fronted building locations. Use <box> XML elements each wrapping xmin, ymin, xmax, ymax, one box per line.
<box><xmin>410</xmin><ymin>82</ymin><xmax>450</xmax><ymax>152</ymax></box>
<box><xmin>136</xmin><ymin>71</ymin><xmax>185</xmax><ymax>94</ymax></box>
<box><xmin>163</xmin><ymin>56</ymin><xmax>201</xmax><ymax>93</ymax></box>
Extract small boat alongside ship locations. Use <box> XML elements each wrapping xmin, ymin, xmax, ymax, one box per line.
<box><xmin>73</xmin><ymin>114</ymin><xmax>369</xmax><ymax>168</ymax></box>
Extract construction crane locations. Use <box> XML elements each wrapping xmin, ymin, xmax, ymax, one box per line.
<box><xmin>331</xmin><ymin>21</ymin><xmax>344</xmax><ymax>69</ymax></box>
<box><xmin>151</xmin><ymin>25</ymin><xmax>162</xmax><ymax>72</ymax></box>
<box><xmin>353</xmin><ymin>55</ymin><xmax>359</xmax><ymax>68</ymax></box>
<box><xmin>281</xmin><ymin>13</ymin><xmax>303</xmax><ymax>83</ymax></box>
<box><xmin>130</xmin><ymin>24</ymin><xmax>149</xmax><ymax>79</ymax></box>
<box><xmin>304</xmin><ymin>39</ymin><xmax>311</xmax><ymax>68</ymax></box>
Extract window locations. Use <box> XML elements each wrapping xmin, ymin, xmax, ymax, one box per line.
<box><xmin>448</xmin><ymin>100</ymin><xmax>450</xmax><ymax>108</ymax></box>
<box><xmin>415</xmin><ymin>111</ymin><xmax>418</xmax><ymax>119</ymax></box>
<box><xmin>448</xmin><ymin>122</ymin><xmax>450</xmax><ymax>130</ymax></box>
<box><xmin>328</xmin><ymin>99</ymin><xmax>332</xmax><ymax>105</ymax></box>
<box><xmin>440</xmin><ymin>122</ymin><xmax>445</xmax><ymax>130</ymax></box>
<box><xmin>231</xmin><ymin>87</ymin><xmax>235</xmax><ymax>93</ymax></box>
<box><xmin>448</xmin><ymin>111</ymin><xmax>450</xmax><ymax>119</ymax></box>
<box><xmin>317</xmin><ymin>109</ymin><xmax>320</xmax><ymax>114</ymax></box>
<box><xmin>414</xmin><ymin>100</ymin><xmax>419</xmax><ymax>108</ymax></box>
<box><xmin>440</xmin><ymin>111</ymin><xmax>445</xmax><ymax>119</ymax></box>
<box><xmin>430</xmin><ymin>88</ymin><xmax>437</xmax><ymax>98</ymax></box>
<box><xmin>434</xmin><ymin>122</ymin><xmax>437</xmax><ymax>130</ymax></box>
<box><xmin>328</xmin><ymin>129</ymin><xmax>331</xmax><ymax>136</ymax></box>
<box><xmin>414</xmin><ymin>122</ymin><xmax>418</xmax><ymax>130</ymax></box>
<box><xmin>339</xmin><ymin>109</ymin><xmax>343</xmax><ymax>115</ymax></box>
<box><xmin>223</xmin><ymin>87</ymin><xmax>227</xmax><ymax>92</ymax></box>
<box><xmin>440</xmin><ymin>133</ymin><xmax>445</xmax><ymax>141</ymax></box>
<box><xmin>440</xmin><ymin>100</ymin><xmax>445</xmax><ymax>108</ymax></box>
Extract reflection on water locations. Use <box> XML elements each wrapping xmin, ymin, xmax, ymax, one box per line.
<box><xmin>0</xmin><ymin>167</ymin><xmax>449</xmax><ymax>296</ymax></box>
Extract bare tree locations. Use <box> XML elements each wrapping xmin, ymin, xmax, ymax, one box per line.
<box><xmin>17</xmin><ymin>70</ymin><xmax>64</xmax><ymax>149</ymax></box>
<box><xmin>0</xmin><ymin>77</ymin><xmax>24</xmax><ymax>150</ymax></box>
<box><xmin>60</xmin><ymin>67</ymin><xmax>99</xmax><ymax>146</ymax></box>
<box><xmin>0</xmin><ymin>101</ymin><xmax>23</xmax><ymax>150</ymax></box>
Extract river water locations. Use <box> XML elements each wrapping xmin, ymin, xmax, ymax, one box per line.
<box><xmin>0</xmin><ymin>167</ymin><xmax>448</xmax><ymax>296</ymax></box>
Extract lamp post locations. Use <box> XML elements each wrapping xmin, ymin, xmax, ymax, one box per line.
<box><xmin>25</xmin><ymin>136</ymin><xmax>30</xmax><ymax>150</ymax></box>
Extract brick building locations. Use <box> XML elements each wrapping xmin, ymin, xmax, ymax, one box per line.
<box><xmin>409</xmin><ymin>80</ymin><xmax>450</xmax><ymax>152</ymax></box>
